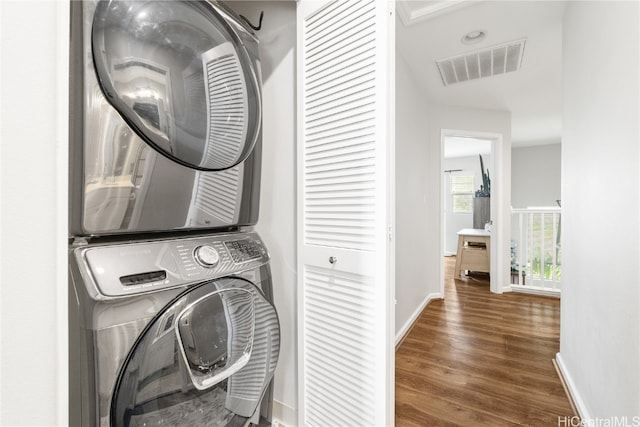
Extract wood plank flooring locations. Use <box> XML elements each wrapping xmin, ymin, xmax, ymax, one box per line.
<box><xmin>395</xmin><ymin>257</ymin><xmax>574</xmax><ymax>426</ymax></box>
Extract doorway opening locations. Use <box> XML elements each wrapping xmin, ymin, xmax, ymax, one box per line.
<box><xmin>440</xmin><ymin>130</ymin><xmax>506</xmax><ymax>295</ymax></box>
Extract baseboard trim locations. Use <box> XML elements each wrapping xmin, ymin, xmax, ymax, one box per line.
<box><xmin>271</xmin><ymin>399</ymin><xmax>296</xmax><ymax>427</ymax></box>
<box><xmin>395</xmin><ymin>292</ymin><xmax>441</xmax><ymax>348</ymax></box>
<box><xmin>511</xmin><ymin>285</ymin><xmax>561</xmax><ymax>298</ymax></box>
<box><xmin>555</xmin><ymin>352</ymin><xmax>591</xmax><ymax>421</ymax></box>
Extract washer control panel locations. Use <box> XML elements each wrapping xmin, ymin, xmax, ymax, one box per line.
<box><xmin>224</xmin><ymin>238</ymin><xmax>263</xmax><ymax>263</ymax></box>
<box><xmin>78</xmin><ymin>232</ymin><xmax>269</xmax><ymax>299</ymax></box>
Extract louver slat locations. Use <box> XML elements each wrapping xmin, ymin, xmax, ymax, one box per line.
<box><xmin>299</xmin><ymin>0</ymin><xmax>392</xmax><ymax>424</ymax></box>
<box><xmin>301</xmin><ymin>1</ymin><xmax>384</xmax><ymax>425</ymax></box>
<box><xmin>303</xmin><ymin>0</ymin><xmax>377</xmax><ymax>252</ymax></box>
<box><xmin>303</xmin><ymin>266</ymin><xmax>378</xmax><ymax>426</ymax></box>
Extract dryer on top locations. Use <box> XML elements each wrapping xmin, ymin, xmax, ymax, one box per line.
<box><xmin>70</xmin><ymin>0</ymin><xmax>263</xmax><ymax>237</ymax></box>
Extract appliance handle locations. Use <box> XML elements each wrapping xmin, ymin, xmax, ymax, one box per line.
<box><xmin>174</xmin><ymin>287</ymin><xmax>255</xmax><ymax>391</ymax></box>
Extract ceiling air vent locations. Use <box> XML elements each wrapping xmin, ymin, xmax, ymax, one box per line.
<box><xmin>436</xmin><ymin>38</ymin><xmax>526</xmax><ymax>86</ymax></box>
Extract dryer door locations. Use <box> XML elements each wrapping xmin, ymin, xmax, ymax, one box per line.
<box><xmin>111</xmin><ymin>277</ymin><xmax>279</xmax><ymax>427</ymax></box>
<box><xmin>92</xmin><ymin>0</ymin><xmax>261</xmax><ymax>171</ymax></box>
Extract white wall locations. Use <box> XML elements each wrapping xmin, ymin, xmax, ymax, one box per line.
<box><xmin>558</xmin><ymin>0</ymin><xmax>639</xmax><ymax>421</ymax></box>
<box><xmin>511</xmin><ymin>143</ymin><xmax>561</xmax><ymax>208</ymax></box>
<box><xmin>394</xmin><ymin>53</ymin><xmax>511</xmax><ymax>331</ymax></box>
<box><xmin>226</xmin><ymin>2</ymin><xmax>298</xmax><ymax>424</ymax></box>
<box><xmin>443</xmin><ymin>155</ymin><xmax>492</xmax><ymax>254</ymax></box>
<box><xmin>428</xmin><ymin>105</ymin><xmax>512</xmax><ymax>292</ymax></box>
<box><xmin>0</xmin><ymin>1</ymin><xmax>69</xmax><ymax>425</ymax></box>
<box><xmin>394</xmin><ymin>54</ymin><xmax>438</xmax><ymax>340</ymax></box>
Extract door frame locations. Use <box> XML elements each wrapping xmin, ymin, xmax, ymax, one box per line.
<box><xmin>440</xmin><ymin>129</ymin><xmax>510</xmax><ymax>294</ymax></box>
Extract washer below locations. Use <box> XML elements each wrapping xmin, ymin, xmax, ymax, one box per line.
<box><xmin>69</xmin><ymin>232</ymin><xmax>280</xmax><ymax>427</ymax></box>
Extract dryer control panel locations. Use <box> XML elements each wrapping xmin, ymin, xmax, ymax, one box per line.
<box><xmin>75</xmin><ymin>232</ymin><xmax>269</xmax><ymax>299</ymax></box>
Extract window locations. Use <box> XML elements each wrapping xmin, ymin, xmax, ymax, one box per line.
<box><xmin>451</xmin><ymin>175</ymin><xmax>474</xmax><ymax>213</ymax></box>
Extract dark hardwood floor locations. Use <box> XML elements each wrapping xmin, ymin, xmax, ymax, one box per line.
<box><xmin>395</xmin><ymin>256</ymin><xmax>575</xmax><ymax>426</ymax></box>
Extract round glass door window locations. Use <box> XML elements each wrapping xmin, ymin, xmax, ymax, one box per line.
<box><xmin>92</xmin><ymin>0</ymin><xmax>261</xmax><ymax>171</ymax></box>
<box><xmin>111</xmin><ymin>277</ymin><xmax>280</xmax><ymax>426</ymax></box>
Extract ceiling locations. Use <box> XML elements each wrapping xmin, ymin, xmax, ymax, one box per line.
<box><xmin>443</xmin><ymin>136</ymin><xmax>492</xmax><ymax>159</ymax></box>
<box><xmin>396</xmin><ymin>0</ymin><xmax>566</xmax><ymax>147</ymax></box>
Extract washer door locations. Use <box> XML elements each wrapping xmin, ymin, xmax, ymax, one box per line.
<box><xmin>110</xmin><ymin>277</ymin><xmax>279</xmax><ymax>427</ymax></box>
<box><xmin>92</xmin><ymin>0</ymin><xmax>261</xmax><ymax>171</ymax></box>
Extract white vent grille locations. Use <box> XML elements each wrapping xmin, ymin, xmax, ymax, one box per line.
<box><xmin>436</xmin><ymin>38</ymin><xmax>526</xmax><ymax>86</ymax></box>
<box><xmin>302</xmin><ymin>0</ymin><xmax>378</xmax><ymax>252</ymax></box>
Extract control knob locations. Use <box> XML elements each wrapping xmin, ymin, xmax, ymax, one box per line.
<box><xmin>194</xmin><ymin>245</ymin><xmax>220</xmax><ymax>268</ymax></box>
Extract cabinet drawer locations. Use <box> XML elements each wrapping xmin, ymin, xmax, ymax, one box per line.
<box><xmin>460</xmin><ymin>248</ymin><xmax>489</xmax><ymax>272</ymax></box>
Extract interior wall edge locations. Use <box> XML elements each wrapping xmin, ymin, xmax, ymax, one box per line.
<box><xmin>55</xmin><ymin>0</ymin><xmax>70</xmax><ymax>425</ymax></box>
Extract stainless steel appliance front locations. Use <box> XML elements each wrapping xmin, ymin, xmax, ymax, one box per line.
<box><xmin>68</xmin><ymin>231</ymin><xmax>280</xmax><ymax>426</ymax></box>
<box><xmin>69</xmin><ymin>0</ymin><xmax>263</xmax><ymax>236</ymax></box>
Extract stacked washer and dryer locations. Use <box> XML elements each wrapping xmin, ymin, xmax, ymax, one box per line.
<box><xmin>68</xmin><ymin>1</ymin><xmax>280</xmax><ymax>426</ymax></box>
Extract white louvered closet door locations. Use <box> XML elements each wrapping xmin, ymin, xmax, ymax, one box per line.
<box><xmin>296</xmin><ymin>1</ymin><xmax>395</xmax><ymax>426</ymax></box>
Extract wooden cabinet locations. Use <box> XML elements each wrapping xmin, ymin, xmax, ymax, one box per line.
<box><xmin>454</xmin><ymin>229</ymin><xmax>490</xmax><ymax>278</ymax></box>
